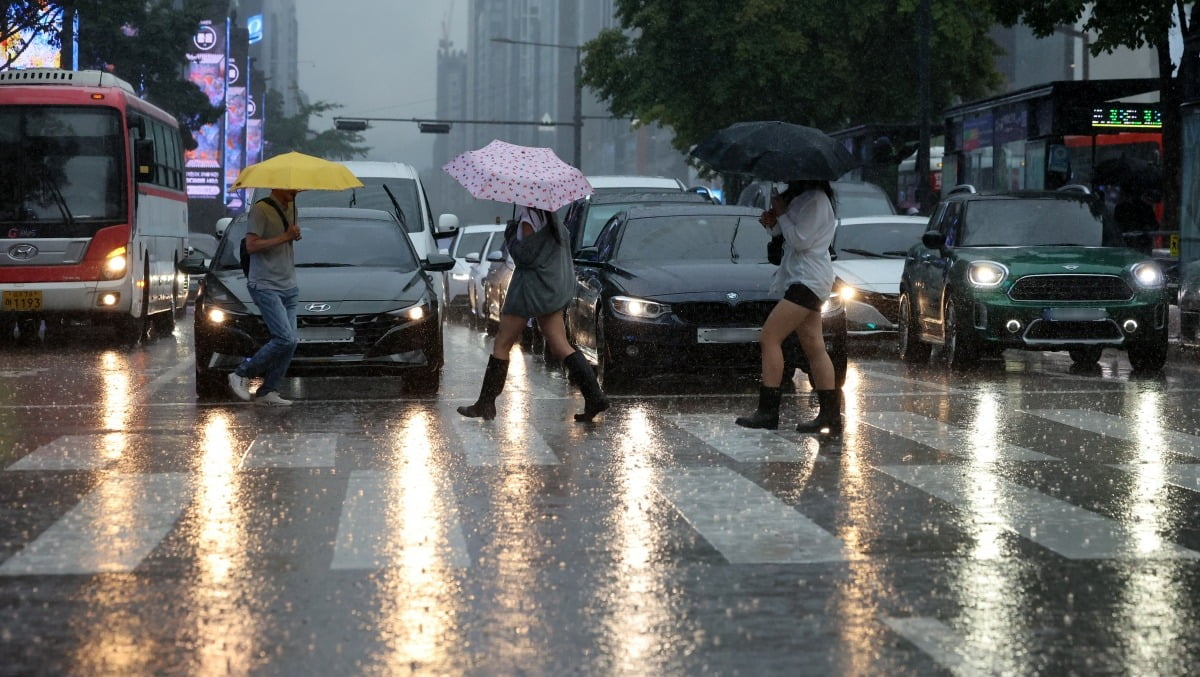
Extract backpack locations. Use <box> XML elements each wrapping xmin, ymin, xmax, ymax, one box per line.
<box><xmin>241</xmin><ymin>198</ymin><xmax>290</xmax><ymax>277</ymax></box>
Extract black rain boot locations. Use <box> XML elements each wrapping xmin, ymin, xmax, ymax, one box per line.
<box><xmin>563</xmin><ymin>351</ymin><xmax>610</xmax><ymax>422</ymax></box>
<box><xmin>457</xmin><ymin>355</ymin><xmax>509</xmax><ymax>420</ymax></box>
<box><xmin>796</xmin><ymin>389</ymin><xmax>842</xmax><ymax>435</ymax></box>
<box><xmin>735</xmin><ymin>385</ymin><xmax>782</xmax><ymax>430</ymax></box>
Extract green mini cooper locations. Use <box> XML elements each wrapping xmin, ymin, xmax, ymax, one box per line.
<box><xmin>897</xmin><ymin>188</ymin><xmax>1170</xmax><ymax>372</ymax></box>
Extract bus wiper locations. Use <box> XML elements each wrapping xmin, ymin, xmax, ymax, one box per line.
<box><xmin>38</xmin><ymin>168</ymin><xmax>74</xmax><ymax>225</ymax></box>
<box><xmin>381</xmin><ymin>183</ymin><xmax>408</xmax><ymax>230</ymax></box>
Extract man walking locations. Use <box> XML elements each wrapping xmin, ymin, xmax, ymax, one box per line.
<box><xmin>228</xmin><ymin>188</ymin><xmax>302</xmax><ymax>406</ymax></box>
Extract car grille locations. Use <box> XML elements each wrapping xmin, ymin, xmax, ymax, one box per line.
<box><xmin>1008</xmin><ymin>275</ymin><xmax>1133</xmax><ymax>302</ymax></box>
<box><xmin>295</xmin><ymin>314</ymin><xmax>393</xmax><ymax>356</ymax></box>
<box><xmin>856</xmin><ymin>290</ymin><xmax>899</xmax><ymax>322</ymax></box>
<box><xmin>1023</xmin><ymin>319</ymin><xmax>1122</xmax><ymax>342</ymax></box>
<box><xmin>672</xmin><ymin>300</ymin><xmax>776</xmax><ymax>325</ymax></box>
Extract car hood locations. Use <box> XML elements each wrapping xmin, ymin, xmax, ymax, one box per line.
<box><xmin>212</xmin><ymin>268</ymin><xmax>429</xmax><ymax>313</ymax></box>
<box><xmin>609</xmin><ymin>260</ymin><xmax>776</xmax><ymax>301</ymax></box>
<box><xmin>955</xmin><ymin>246</ymin><xmax>1150</xmax><ymax>275</ymax></box>
<box><xmin>832</xmin><ymin>259</ymin><xmax>904</xmax><ymax>293</ymax></box>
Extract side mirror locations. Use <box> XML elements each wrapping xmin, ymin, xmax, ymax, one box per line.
<box><xmin>177</xmin><ymin>254</ymin><xmax>208</xmax><ymax>274</ymax></box>
<box><xmin>486</xmin><ymin>250</ymin><xmax>505</xmax><ymax>262</ymax></box>
<box><xmin>437</xmin><ymin>213</ymin><xmax>460</xmax><ymax>235</ymax></box>
<box><xmin>423</xmin><ymin>252</ymin><xmax>455</xmax><ymax>272</ymax></box>
<box><xmin>215</xmin><ymin>217</ymin><xmax>233</xmax><ymax>239</ymax></box>
<box><xmin>464</xmin><ymin>252</ymin><xmax>481</xmax><ymax>263</ymax></box>
<box><xmin>921</xmin><ymin>230</ymin><xmax>947</xmax><ymax>251</ymax></box>
<box><xmin>575</xmin><ymin>246</ymin><xmax>600</xmax><ymax>263</ymax></box>
<box><xmin>134</xmin><ymin>139</ymin><xmax>155</xmax><ymax>182</ymax></box>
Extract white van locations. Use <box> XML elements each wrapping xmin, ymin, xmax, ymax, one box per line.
<box><xmin>250</xmin><ymin>160</ymin><xmax>458</xmax><ymax>263</ymax></box>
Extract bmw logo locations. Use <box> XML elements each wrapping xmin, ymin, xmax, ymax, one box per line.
<box><xmin>726</xmin><ymin>292</ymin><xmax>739</xmax><ymax>301</ymax></box>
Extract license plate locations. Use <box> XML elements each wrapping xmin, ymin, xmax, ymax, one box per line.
<box><xmin>2</xmin><ymin>290</ymin><xmax>42</xmax><ymax>312</ymax></box>
<box><xmin>296</xmin><ymin>327</ymin><xmax>355</xmax><ymax>343</ymax></box>
<box><xmin>1042</xmin><ymin>307</ymin><xmax>1107</xmax><ymax>322</ymax></box>
<box><xmin>697</xmin><ymin>327</ymin><xmax>761</xmax><ymax>344</ymax></box>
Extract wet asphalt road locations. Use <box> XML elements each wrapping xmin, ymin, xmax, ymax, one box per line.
<box><xmin>3</xmin><ymin>312</ymin><xmax>1200</xmax><ymax>675</ymax></box>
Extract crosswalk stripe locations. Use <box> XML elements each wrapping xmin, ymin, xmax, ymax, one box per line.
<box><xmin>656</xmin><ymin>467</ymin><xmax>848</xmax><ymax>564</ymax></box>
<box><xmin>444</xmin><ymin>413</ymin><xmax>559</xmax><ymax>466</ymax></box>
<box><xmin>1024</xmin><ymin>409</ymin><xmax>1200</xmax><ymax>458</ymax></box>
<box><xmin>881</xmin><ymin>617</ymin><xmax>971</xmax><ymax>675</ymax></box>
<box><xmin>0</xmin><ymin>473</ymin><xmax>189</xmax><ymax>576</ymax></box>
<box><xmin>1111</xmin><ymin>464</ymin><xmax>1200</xmax><ymax>493</ymax></box>
<box><xmin>240</xmin><ymin>433</ymin><xmax>339</xmax><ymax>468</ymax></box>
<box><xmin>7</xmin><ymin>434</ymin><xmax>131</xmax><ymax>471</ymax></box>
<box><xmin>863</xmin><ymin>412</ymin><xmax>1058</xmax><ymax>462</ymax></box>
<box><xmin>667</xmin><ymin>414</ymin><xmax>814</xmax><ymax>462</ymax></box>
<box><xmin>331</xmin><ymin>471</ymin><xmax>470</xmax><ymax>570</ymax></box>
<box><xmin>877</xmin><ymin>465</ymin><xmax>1200</xmax><ymax>560</ymax></box>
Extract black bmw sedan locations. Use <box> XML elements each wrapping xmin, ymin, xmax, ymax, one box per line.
<box><xmin>181</xmin><ymin>207</ymin><xmax>454</xmax><ymax>399</ymax></box>
<box><xmin>567</xmin><ymin>204</ymin><xmax>847</xmax><ymax>389</ymax></box>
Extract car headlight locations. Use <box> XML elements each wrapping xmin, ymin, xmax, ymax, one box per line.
<box><xmin>451</xmin><ymin>272</ymin><xmax>471</xmax><ymax>281</ymax></box>
<box><xmin>834</xmin><ymin>279</ymin><xmax>857</xmax><ymax>301</ymax></box>
<box><xmin>1131</xmin><ymin>261</ymin><xmax>1164</xmax><ymax>288</ymax></box>
<box><xmin>388</xmin><ymin>298</ymin><xmax>432</xmax><ymax>322</ymax></box>
<box><xmin>967</xmin><ymin>260</ymin><xmax>1008</xmax><ymax>288</ymax></box>
<box><xmin>610</xmin><ymin>295</ymin><xmax>671</xmax><ymax>320</ymax></box>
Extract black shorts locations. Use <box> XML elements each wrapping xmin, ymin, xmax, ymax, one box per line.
<box><xmin>783</xmin><ymin>283</ymin><xmax>823</xmax><ymax>312</ymax></box>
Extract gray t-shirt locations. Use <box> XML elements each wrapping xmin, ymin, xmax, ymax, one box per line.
<box><xmin>247</xmin><ymin>198</ymin><xmax>297</xmax><ymax>290</ymax></box>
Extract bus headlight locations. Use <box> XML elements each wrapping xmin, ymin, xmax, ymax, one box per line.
<box><xmin>102</xmin><ymin>246</ymin><xmax>128</xmax><ymax>279</ymax></box>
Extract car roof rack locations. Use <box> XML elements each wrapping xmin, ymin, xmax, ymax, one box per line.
<box><xmin>947</xmin><ymin>184</ymin><xmax>977</xmax><ymax>195</ymax></box>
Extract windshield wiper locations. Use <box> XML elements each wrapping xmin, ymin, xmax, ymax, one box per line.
<box><xmin>38</xmin><ymin>168</ymin><xmax>74</xmax><ymax>225</ymax></box>
<box><xmin>382</xmin><ymin>183</ymin><xmax>409</xmax><ymax>230</ymax></box>
<box><xmin>839</xmin><ymin>247</ymin><xmax>886</xmax><ymax>258</ymax></box>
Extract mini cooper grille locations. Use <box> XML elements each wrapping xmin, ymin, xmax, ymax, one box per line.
<box><xmin>672</xmin><ymin>301</ymin><xmax>776</xmax><ymax>325</ymax></box>
<box><xmin>1008</xmin><ymin>275</ymin><xmax>1132</xmax><ymax>302</ymax></box>
<box><xmin>1024</xmin><ymin>319</ymin><xmax>1122</xmax><ymax>341</ymax></box>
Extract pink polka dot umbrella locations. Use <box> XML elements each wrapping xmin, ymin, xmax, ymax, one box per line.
<box><xmin>442</xmin><ymin>139</ymin><xmax>593</xmax><ymax>211</ymax></box>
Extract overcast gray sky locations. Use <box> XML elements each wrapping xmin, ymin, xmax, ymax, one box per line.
<box><xmin>294</xmin><ymin>0</ymin><xmax>467</xmax><ymax>173</ymax></box>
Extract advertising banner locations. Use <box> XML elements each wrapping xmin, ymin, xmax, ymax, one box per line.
<box><xmin>224</xmin><ymin>25</ymin><xmax>249</xmax><ymax>210</ymax></box>
<box><xmin>184</xmin><ymin>18</ymin><xmax>227</xmax><ymax>200</ymax></box>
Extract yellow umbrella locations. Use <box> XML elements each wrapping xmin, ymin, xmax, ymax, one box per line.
<box><xmin>230</xmin><ymin>151</ymin><xmax>364</xmax><ymax>191</ymax></box>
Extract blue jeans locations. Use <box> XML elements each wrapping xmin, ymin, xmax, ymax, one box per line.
<box><xmin>237</xmin><ymin>285</ymin><xmax>299</xmax><ymax>395</ymax></box>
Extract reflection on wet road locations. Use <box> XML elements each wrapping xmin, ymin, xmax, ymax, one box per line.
<box><xmin>2</xmin><ymin>320</ymin><xmax>1200</xmax><ymax>673</ymax></box>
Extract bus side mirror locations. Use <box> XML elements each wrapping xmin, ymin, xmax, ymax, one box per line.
<box><xmin>135</xmin><ymin>139</ymin><xmax>155</xmax><ymax>182</ymax></box>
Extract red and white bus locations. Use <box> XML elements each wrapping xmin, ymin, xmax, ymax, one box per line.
<box><xmin>0</xmin><ymin>68</ymin><xmax>188</xmax><ymax>343</ymax></box>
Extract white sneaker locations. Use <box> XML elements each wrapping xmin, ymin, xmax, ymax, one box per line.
<box><xmin>227</xmin><ymin>372</ymin><xmax>252</xmax><ymax>401</ymax></box>
<box><xmin>255</xmin><ymin>391</ymin><xmax>293</xmax><ymax>407</ymax></box>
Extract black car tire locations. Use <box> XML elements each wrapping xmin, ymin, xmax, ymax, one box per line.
<box><xmin>897</xmin><ymin>292</ymin><xmax>931</xmax><ymax>363</ymax></box>
<box><xmin>404</xmin><ymin>367</ymin><xmax>441</xmax><ymax>396</ymax></box>
<box><xmin>943</xmin><ymin>299</ymin><xmax>979</xmax><ymax>371</ymax></box>
<box><xmin>1068</xmin><ymin>346</ymin><xmax>1104</xmax><ymax>365</ymax></box>
<box><xmin>1127</xmin><ymin>335</ymin><xmax>1168</xmax><ymax>373</ymax></box>
<box><xmin>195</xmin><ymin>367</ymin><xmax>226</xmax><ymax>400</ymax></box>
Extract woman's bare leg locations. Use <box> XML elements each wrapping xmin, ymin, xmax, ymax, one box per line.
<box><xmin>537</xmin><ymin>311</ymin><xmax>574</xmax><ymax>360</ymax></box>
<box><xmin>795</xmin><ymin>310</ymin><xmax>834</xmax><ymax>390</ymax></box>
<box><xmin>759</xmin><ymin>301</ymin><xmax>806</xmax><ymax>387</ymax></box>
<box><xmin>491</xmin><ymin>314</ymin><xmax>528</xmax><ymax>359</ymax></box>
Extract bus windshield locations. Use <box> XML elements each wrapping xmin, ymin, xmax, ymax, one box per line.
<box><xmin>0</xmin><ymin>106</ymin><xmax>127</xmax><ymax>235</ymax></box>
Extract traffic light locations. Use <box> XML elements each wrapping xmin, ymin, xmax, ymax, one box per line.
<box><xmin>418</xmin><ymin>121</ymin><xmax>452</xmax><ymax>134</ymax></box>
<box><xmin>335</xmin><ymin>119</ymin><xmax>368</xmax><ymax>132</ymax></box>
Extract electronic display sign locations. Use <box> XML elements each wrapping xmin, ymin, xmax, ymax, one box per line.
<box><xmin>1091</xmin><ymin>106</ymin><xmax>1162</xmax><ymax>130</ymax></box>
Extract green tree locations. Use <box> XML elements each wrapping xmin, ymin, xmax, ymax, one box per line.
<box><xmin>261</xmin><ymin>88</ymin><xmax>368</xmax><ymax>160</ymax></box>
<box><xmin>991</xmin><ymin>1</ymin><xmax>1190</xmax><ymax>228</ymax></box>
<box><xmin>582</xmin><ymin>0</ymin><xmax>1003</xmax><ymax>158</ymax></box>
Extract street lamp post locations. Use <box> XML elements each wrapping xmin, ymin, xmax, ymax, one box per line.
<box><xmin>491</xmin><ymin>37</ymin><xmax>583</xmax><ymax>170</ymax></box>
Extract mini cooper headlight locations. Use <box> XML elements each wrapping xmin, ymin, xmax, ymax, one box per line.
<box><xmin>1131</xmin><ymin>261</ymin><xmax>1164</xmax><ymax>288</ymax></box>
<box><xmin>610</xmin><ymin>295</ymin><xmax>671</xmax><ymax>319</ymax></box>
<box><xmin>967</xmin><ymin>260</ymin><xmax>1008</xmax><ymax>288</ymax></box>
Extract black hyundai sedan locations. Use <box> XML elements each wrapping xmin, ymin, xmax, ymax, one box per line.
<box><xmin>567</xmin><ymin>204</ymin><xmax>847</xmax><ymax>389</ymax></box>
<box><xmin>181</xmin><ymin>207</ymin><xmax>454</xmax><ymax>399</ymax></box>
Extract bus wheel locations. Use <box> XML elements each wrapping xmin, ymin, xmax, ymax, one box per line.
<box><xmin>152</xmin><ymin>296</ymin><xmax>177</xmax><ymax>336</ymax></box>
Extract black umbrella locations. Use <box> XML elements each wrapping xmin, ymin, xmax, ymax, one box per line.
<box><xmin>691</xmin><ymin>121</ymin><xmax>858</xmax><ymax>181</ymax></box>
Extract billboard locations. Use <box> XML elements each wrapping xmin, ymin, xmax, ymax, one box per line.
<box><xmin>184</xmin><ymin>18</ymin><xmax>227</xmax><ymax>200</ymax></box>
<box><xmin>1</xmin><ymin>4</ymin><xmax>75</xmax><ymax>69</ymax></box>
<box><xmin>224</xmin><ymin>25</ymin><xmax>249</xmax><ymax>209</ymax></box>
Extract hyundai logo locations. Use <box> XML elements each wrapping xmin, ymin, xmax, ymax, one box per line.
<box><xmin>726</xmin><ymin>292</ymin><xmax>739</xmax><ymax>301</ymax></box>
<box><xmin>8</xmin><ymin>244</ymin><xmax>37</xmax><ymax>261</ymax></box>
<box><xmin>305</xmin><ymin>303</ymin><xmax>332</xmax><ymax>312</ymax></box>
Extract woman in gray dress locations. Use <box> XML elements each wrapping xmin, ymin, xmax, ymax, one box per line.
<box><xmin>458</xmin><ymin>205</ymin><xmax>610</xmax><ymax>422</ymax></box>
